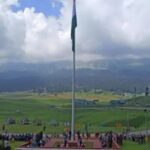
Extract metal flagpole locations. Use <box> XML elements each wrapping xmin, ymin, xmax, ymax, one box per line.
<box><xmin>71</xmin><ymin>0</ymin><xmax>77</xmax><ymax>141</ymax></box>
<box><xmin>71</xmin><ymin>35</ymin><xmax>76</xmax><ymax>141</ymax></box>
<box><xmin>144</xmin><ymin>109</ymin><xmax>148</xmax><ymax>150</ymax></box>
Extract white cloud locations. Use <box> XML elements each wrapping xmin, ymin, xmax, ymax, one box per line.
<box><xmin>0</xmin><ymin>0</ymin><xmax>150</xmax><ymax>65</ymax></box>
<box><xmin>0</xmin><ymin>0</ymin><xmax>19</xmax><ymax>9</ymax></box>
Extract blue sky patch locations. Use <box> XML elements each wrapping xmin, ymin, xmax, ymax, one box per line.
<box><xmin>11</xmin><ymin>0</ymin><xmax>63</xmax><ymax>17</ymax></box>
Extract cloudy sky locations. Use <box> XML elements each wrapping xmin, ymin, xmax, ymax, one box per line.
<box><xmin>0</xmin><ymin>0</ymin><xmax>150</xmax><ymax>66</ymax></box>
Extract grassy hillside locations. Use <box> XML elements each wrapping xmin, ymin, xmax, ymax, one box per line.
<box><xmin>126</xmin><ymin>96</ymin><xmax>150</xmax><ymax>107</ymax></box>
<box><xmin>0</xmin><ymin>92</ymin><xmax>149</xmax><ymax>134</ymax></box>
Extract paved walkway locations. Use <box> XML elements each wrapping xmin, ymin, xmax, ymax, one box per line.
<box><xmin>43</xmin><ymin>137</ymin><xmax>120</xmax><ymax>149</ymax></box>
<box><xmin>18</xmin><ymin>136</ymin><xmax>120</xmax><ymax>150</ymax></box>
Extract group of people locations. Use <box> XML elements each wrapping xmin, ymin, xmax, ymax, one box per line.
<box><xmin>62</xmin><ymin>130</ymin><xmax>124</xmax><ymax>148</ymax></box>
<box><xmin>62</xmin><ymin>130</ymin><xmax>83</xmax><ymax>148</ymax></box>
<box><xmin>124</xmin><ymin>133</ymin><xmax>146</xmax><ymax>144</ymax></box>
<box><xmin>100</xmin><ymin>131</ymin><xmax>147</xmax><ymax>148</ymax></box>
<box><xmin>29</xmin><ymin>131</ymin><xmax>48</xmax><ymax>147</ymax></box>
<box><xmin>99</xmin><ymin>131</ymin><xmax>113</xmax><ymax>148</ymax></box>
<box><xmin>62</xmin><ymin>130</ymin><xmax>123</xmax><ymax>148</ymax></box>
<box><xmin>0</xmin><ymin>132</ymin><xmax>50</xmax><ymax>149</ymax></box>
<box><xmin>0</xmin><ymin>130</ymin><xmax>148</xmax><ymax>149</ymax></box>
<box><xmin>99</xmin><ymin>131</ymin><xmax>124</xmax><ymax>148</ymax></box>
<box><xmin>0</xmin><ymin>133</ymin><xmax>33</xmax><ymax>150</ymax></box>
<box><xmin>0</xmin><ymin>133</ymin><xmax>33</xmax><ymax>142</ymax></box>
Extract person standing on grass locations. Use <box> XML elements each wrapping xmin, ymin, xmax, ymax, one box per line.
<box><xmin>78</xmin><ymin>135</ymin><xmax>83</xmax><ymax>147</ymax></box>
<box><xmin>43</xmin><ymin>125</ymin><xmax>46</xmax><ymax>132</ymax></box>
<box><xmin>4</xmin><ymin>138</ymin><xmax>11</xmax><ymax>150</ymax></box>
<box><xmin>63</xmin><ymin>132</ymin><xmax>68</xmax><ymax>147</ymax></box>
<box><xmin>2</xmin><ymin>124</ymin><xmax>5</xmax><ymax>131</ymax></box>
<box><xmin>68</xmin><ymin>130</ymin><xmax>71</xmax><ymax>140</ymax></box>
<box><xmin>77</xmin><ymin>130</ymin><xmax>80</xmax><ymax>139</ymax></box>
<box><xmin>108</xmin><ymin>131</ymin><xmax>113</xmax><ymax>148</ymax></box>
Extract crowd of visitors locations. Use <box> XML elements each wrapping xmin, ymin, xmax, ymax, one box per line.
<box><xmin>123</xmin><ymin>132</ymin><xmax>146</xmax><ymax>144</ymax></box>
<box><xmin>0</xmin><ymin>133</ymin><xmax>33</xmax><ymax>150</ymax></box>
<box><xmin>29</xmin><ymin>131</ymin><xmax>49</xmax><ymax>147</ymax></box>
<box><xmin>0</xmin><ymin>132</ymin><xmax>50</xmax><ymax>149</ymax></box>
<box><xmin>0</xmin><ymin>133</ymin><xmax>33</xmax><ymax>142</ymax></box>
<box><xmin>62</xmin><ymin>130</ymin><xmax>123</xmax><ymax>148</ymax></box>
<box><xmin>99</xmin><ymin>131</ymin><xmax>147</xmax><ymax>148</ymax></box>
<box><xmin>0</xmin><ymin>130</ymin><xmax>148</xmax><ymax>149</ymax></box>
<box><xmin>62</xmin><ymin>130</ymin><xmax>84</xmax><ymax>148</ymax></box>
<box><xmin>98</xmin><ymin>131</ymin><xmax>124</xmax><ymax>148</ymax></box>
<box><xmin>61</xmin><ymin>130</ymin><xmax>148</xmax><ymax>148</ymax></box>
<box><xmin>100</xmin><ymin>131</ymin><xmax>114</xmax><ymax>148</ymax></box>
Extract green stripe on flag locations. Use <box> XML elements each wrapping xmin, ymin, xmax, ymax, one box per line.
<box><xmin>71</xmin><ymin>0</ymin><xmax>77</xmax><ymax>52</ymax></box>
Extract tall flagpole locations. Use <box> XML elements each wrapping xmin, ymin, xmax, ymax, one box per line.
<box><xmin>71</xmin><ymin>0</ymin><xmax>77</xmax><ymax>141</ymax></box>
<box><xmin>71</xmin><ymin>44</ymin><xmax>75</xmax><ymax>141</ymax></box>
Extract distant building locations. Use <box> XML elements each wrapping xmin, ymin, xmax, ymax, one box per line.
<box><xmin>75</xmin><ymin>99</ymin><xmax>96</xmax><ymax>107</ymax></box>
<box><xmin>94</xmin><ymin>89</ymin><xmax>103</xmax><ymax>94</ymax></box>
<box><xmin>33</xmin><ymin>87</ymin><xmax>47</xmax><ymax>94</ymax></box>
<box><xmin>5</xmin><ymin>118</ymin><xmax>16</xmax><ymax>125</ymax></box>
<box><xmin>20</xmin><ymin>118</ymin><xmax>30</xmax><ymax>125</ymax></box>
<box><xmin>110</xmin><ymin>100</ymin><xmax>126</xmax><ymax>106</ymax></box>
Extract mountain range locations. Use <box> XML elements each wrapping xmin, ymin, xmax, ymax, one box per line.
<box><xmin>0</xmin><ymin>59</ymin><xmax>150</xmax><ymax>92</ymax></box>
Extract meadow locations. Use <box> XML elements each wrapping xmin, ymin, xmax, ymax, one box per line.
<box><xmin>0</xmin><ymin>92</ymin><xmax>150</xmax><ymax>149</ymax></box>
<box><xmin>122</xmin><ymin>140</ymin><xmax>150</xmax><ymax>150</ymax></box>
<box><xmin>0</xmin><ymin>92</ymin><xmax>149</xmax><ymax>134</ymax></box>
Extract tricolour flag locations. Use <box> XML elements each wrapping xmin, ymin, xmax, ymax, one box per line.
<box><xmin>71</xmin><ymin>0</ymin><xmax>77</xmax><ymax>52</ymax></box>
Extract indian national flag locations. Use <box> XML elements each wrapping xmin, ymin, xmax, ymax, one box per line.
<box><xmin>71</xmin><ymin>0</ymin><xmax>77</xmax><ymax>52</ymax></box>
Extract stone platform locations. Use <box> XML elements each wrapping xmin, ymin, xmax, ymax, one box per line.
<box><xmin>17</xmin><ymin>136</ymin><xmax>120</xmax><ymax>150</ymax></box>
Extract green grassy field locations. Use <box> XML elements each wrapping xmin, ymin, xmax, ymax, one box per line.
<box><xmin>122</xmin><ymin>140</ymin><xmax>150</xmax><ymax>150</ymax></box>
<box><xmin>126</xmin><ymin>95</ymin><xmax>150</xmax><ymax>106</ymax></box>
<box><xmin>0</xmin><ymin>92</ymin><xmax>149</xmax><ymax>133</ymax></box>
<box><xmin>0</xmin><ymin>92</ymin><xmax>150</xmax><ymax>149</ymax></box>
